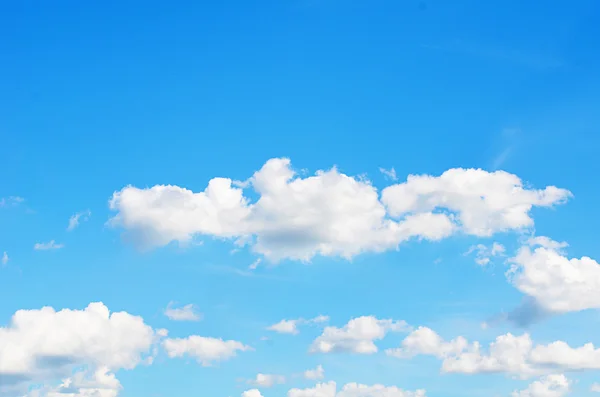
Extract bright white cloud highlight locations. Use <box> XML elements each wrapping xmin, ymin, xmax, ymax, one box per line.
<box><xmin>287</xmin><ymin>382</ymin><xmax>426</xmax><ymax>397</ymax></box>
<box><xmin>386</xmin><ymin>326</ymin><xmax>468</xmax><ymax>359</ymax></box>
<box><xmin>304</xmin><ymin>365</ymin><xmax>325</xmax><ymax>380</ymax></box>
<box><xmin>164</xmin><ymin>303</ymin><xmax>202</xmax><ymax>322</ymax></box>
<box><xmin>24</xmin><ymin>366</ymin><xmax>122</xmax><ymax>397</ymax></box>
<box><xmin>511</xmin><ymin>374</ymin><xmax>571</xmax><ymax>397</ymax></box>
<box><xmin>310</xmin><ymin>316</ymin><xmax>409</xmax><ymax>354</ymax></box>
<box><xmin>162</xmin><ymin>335</ymin><xmax>251</xmax><ymax>366</ymax></box>
<box><xmin>268</xmin><ymin>315</ymin><xmax>329</xmax><ymax>335</ymax></box>
<box><xmin>108</xmin><ymin>158</ymin><xmax>569</xmax><ymax>262</ymax></box>
<box><xmin>507</xmin><ymin>236</ymin><xmax>600</xmax><ymax>313</ymax></box>
<box><xmin>67</xmin><ymin>209</ymin><xmax>91</xmax><ymax>231</ymax></box>
<box><xmin>33</xmin><ymin>240</ymin><xmax>64</xmax><ymax>250</ymax></box>
<box><xmin>242</xmin><ymin>390</ymin><xmax>264</xmax><ymax>397</ymax></box>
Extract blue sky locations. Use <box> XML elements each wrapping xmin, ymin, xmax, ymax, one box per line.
<box><xmin>1</xmin><ymin>1</ymin><xmax>600</xmax><ymax>397</ymax></box>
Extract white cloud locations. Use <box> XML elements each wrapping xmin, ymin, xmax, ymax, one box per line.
<box><xmin>287</xmin><ymin>382</ymin><xmax>426</xmax><ymax>397</ymax></box>
<box><xmin>108</xmin><ymin>159</ymin><xmax>569</xmax><ymax>262</ymax></box>
<box><xmin>304</xmin><ymin>365</ymin><xmax>325</xmax><ymax>380</ymax></box>
<box><xmin>242</xmin><ymin>390</ymin><xmax>264</xmax><ymax>397</ymax></box>
<box><xmin>390</xmin><ymin>326</ymin><xmax>600</xmax><ymax>378</ymax></box>
<box><xmin>248</xmin><ymin>373</ymin><xmax>286</xmax><ymax>388</ymax></box>
<box><xmin>464</xmin><ymin>242</ymin><xmax>506</xmax><ymax>265</ymax></box>
<box><xmin>310</xmin><ymin>316</ymin><xmax>409</xmax><ymax>354</ymax></box>
<box><xmin>512</xmin><ymin>374</ymin><xmax>571</xmax><ymax>397</ymax></box>
<box><xmin>249</xmin><ymin>258</ymin><xmax>261</xmax><ymax>270</ymax></box>
<box><xmin>379</xmin><ymin>167</ymin><xmax>398</xmax><ymax>181</ymax></box>
<box><xmin>268</xmin><ymin>315</ymin><xmax>329</xmax><ymax>335</ymax></box>
<box><xmin>380</xmin><ymin>168</ymin><xmax>570</xmax><ymax>237</ymax></box>
<box><xmin>1</xmin><ymin>252</ymin><xmax>7</xmax><ymax>265</ymax></box>
<box><xmin>591</xmin><ymin>383</ymin><xmax>600</xmax><ymax>392</ymax></box>
<box><xmin>164</xmin><ymin>303</ymin><xmax>202</xmax><ymax>322</ymax></box>
<box><xmin>67</xmin><ymin>210</ymin><xmax>91</xmax><ymax>231</ymax></box>
<box><xmin>24</xmin><ymin>366</ymin><xmax>122</xmax><ymax>397</ymax></box>
<box><xmin>162</xmin><ymin>335</ymin><xmax>251</xmax><ymax>366</ymax></box>
<box><xmin>33</xmin><ymin>240</ymin><xmax>64</xmax><ymax>250</ymax></box>
<box><xmin>507</xmin><ymin>236</ymin><xmax>600</xmax><ymax>313</ymax></box>
<box><xmin>0</xmin><ymin>302</ymin><xmax>159</xmax><ymax>396</ymax></box>
<box><xmin>288</xmin><ymin>381</ymin><xmax>337</xmax><ymax>397</ymax></box>
<box><xmin>386</xmin><ymin>326</ymin><xmax>468</xmax><ymax>359</ymax></box>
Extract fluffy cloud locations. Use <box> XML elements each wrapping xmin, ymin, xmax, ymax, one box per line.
<box><xmin>287</xmin><ymin>382</ymin><xmax>426</xmax><ymax>397</ymax></box>
<box><xmin>248</xmin><ymin>373</ymin><xmax>286</xmax><ymax>388</ymax></box>
<box><xmin>386</xmin><ymin>326</ymin><xmax>468</xmax><ymax>359</ymax></box>
<box><xmin>512</xmin><ymin>374</ymin><xmax>571</xmax><ymax>397</ymax></box>
<box><xmin>108</xmin><ymin>158</ymin><xmax>569</xmax><ymax>262</ymax></box>
<box><xmin>0</xmin><ymin>302</ymin><xmax>158</xmax><ymax>396</ymax></box>
<box><xmin>67</xmin><ymin>210</ymin><xmax>91</xmax><ymax>231</ymax></box>
<box><xmin>465</xmin><ymin>242</ymin><xmax>505</xmax><ymax>266</ymax></box>
<box><xmin>380</xmin><ymin>168</ymin><xmax>570</xmax><ymax>237</ymax></box>
<box><xmin>33</xmin><ymin>240</ymin><xmax>64</xmax><ymax>250</ymax></box>
<box><xmin>268</xmin><ymin>315</ymin><xmax>329</xmax><ymax>335</ymax></box>
<box><xmin>162</xmin><ymin>335</ymin><xmax>251</xmax><ymax>366</ymax></box>
<box><xmin>310</xmin><ymin>316</ymin><xmax>409</xmax><ymax>354</ymax></box>
<box><xmin>164</xmin><ymin>303</ymin><xmax>202</xmax><ymax>322</ymax></box>
<box><xmin>389</xmin><ymin>326</ymin><xmax>600</xmax><ymax>378</ymax></box>
<box><xmin>304</xmin><ymin>365</ymin><xmax>325</xmax><ymax>380</ymax></box>
<box><xmin>507</xmin><ymin>236</ymin><xmax>600</xmax><ymax>314</ymax></box>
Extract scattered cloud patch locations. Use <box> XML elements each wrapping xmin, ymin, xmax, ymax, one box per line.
<box><xmin>464</xmin><ymin>242</ymin><xmax>505</xmax><ymax>266</ymax></box>
<box><xmin>1</xmin><ymin>251</ymin><xmax>8</xmax><ymax>265</ymax></box>
<box><xmin>248</xmin><ymin>373</ymin><xmax>286</xmax><ymax>388</ymax></box>
<box><xmin>162</xmin><ymin>335</ymin><xmax>252</xmax><ymax>366</ymax></box>
<box><xmin>304</xmin><ymin>365</ymin><xmax>325</xmax><ymax>380</ymax></box>
<box><xmin>310</xmin><ymin>316</ymin><xmax>410</xmax><ymax>354</ymax></box>
<box><xmin>249</xmin><ymin>258</ymin><xmax>262</xmax><ymax>270</ymax></box>
<box><xmin>512</xmin><ymin>374</ymin><xmax>571</xmax><ymax>397</ymax></box>
<box><xmin>268</xmin><ymin>315</ymin><xmax>329</xmax><ymax>335</ymax></box>
<box><xmin>287</xmin><ymin>381</ymin><xmax>426</xmax><ymax>397</ymax></box>
<box><xmin>164</xmin><ymin>302</ymin><xmax>202</xmax><ymax>322</ymax></box>
<box><xmin>67</xmin><ymin>209</ymin><xmax>91</xmax><ymax>231</ymax></box>
<box><xmin>379</xmin><ymin>167</ymin><xmax>398</xmax><ymax>181</ymax></box>
<box><xmin>33</xmin><ymin>240</ymin><xmax>64</xmax><ymax>250</ymax></box>
<box><xmin>0</xmin><ymin>196</ymin><xmax>24</xmax><ymax>207</ymax></box>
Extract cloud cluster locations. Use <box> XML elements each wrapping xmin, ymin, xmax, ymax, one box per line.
<box><xmin>0</xmin><ymin>302</ymin><xmax>158</xmax><ymax>396</ymax></box>
<box><xmin>389</xmin><ymin>326</ymin><xmax>600</xmax><ymax>379</ymax></box>
<box><xmin>512</xmin><ymin>374</ymin><xmax>571</xmax><ymax>397</ymax></box>
<box><xmin>108</xmin><ymin>158</ymin><xmax>570</xmax><ymax>262</ymax></box>
<box><xmin>465</xmin><ymin>242</ymin><xmax>505</xmax><ymax>266</ymax></box>
<box><xmin>287</xmin><ymin>381</ymin><xmax>426</xmax><ymax>397</ymax></box>
<box><xmin>33</xmin><ymin>240</ymin><xmax>64</xmax><ymax>251</ymax></box>
<box><xmin>310</xmin><ymin>316</ymin><xmax>409</xmax><ymax>354</ymax></box>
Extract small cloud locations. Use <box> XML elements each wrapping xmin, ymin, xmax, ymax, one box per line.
<box><xmin>267</xmin><ymin>315</ymin><xmax>329</xmax><ymax>335</ymax></box>
<box><xmin>0</xmin><ymin>196</ymin><xmax>24</xmax><ymax>208</ymax></box>
<box><xmin>67</xmin><ymin>209</ymin><xmax>91</xmax><ymax>231</ymax></box>
<box><xmin>378</xmin><ymin>167</ymin><xmax>398</xmax><ymax>181</ymax></box>
<box><xmin>464</xmin><ymin>242</ymin><xmax>505</xmax><ymax>266</ymax></box>
<box><xmin>164</xmin><ymin>302</ymin><xmax>202</xmax><ymax>322</ymax></box>
<box><xmin>304</xmin><ymin>364</ymin><xmax>325</xmax><ymax>380</ymax></box>
<box><xmin>591</xmin><ymin>383</ymin><xmax>600</xmax><ymax>392</ymax></box>
<box><xmin>1</xmin><ymin>252</ymin><xmax>8</xmax><ymax>265</ymax></box>
<box><xmin>248</xmin><ymin>373</ymin><xmax>286</xmax><ymax>388</ymax></box>
<box><xmin>34</xmin><ymin>240</ymin><xmax>64</xmax><ymax>251</ymax></box>
<box><xmin>249</xmin><ymin>258</ymin><xmax>261</xmax><ymax>270</ymax></box>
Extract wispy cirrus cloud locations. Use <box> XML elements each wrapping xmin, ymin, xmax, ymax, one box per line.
<box><xmin>34</xmin><ymin>240</ymin><xmax>64</xmax><ymax>251</ymax></box>
<box><xmin>67</xmin><ymin>209</ymin><xmax>91</xmax><ymax>231</ymax></box>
